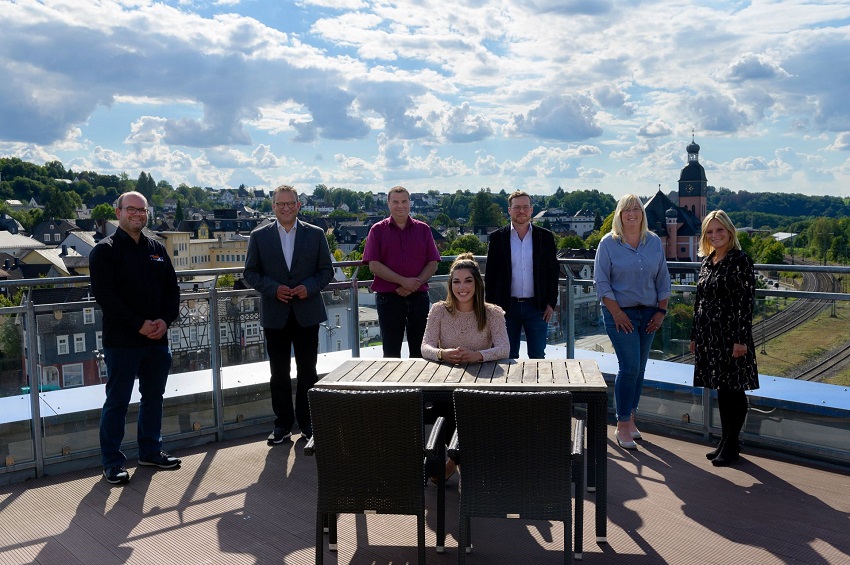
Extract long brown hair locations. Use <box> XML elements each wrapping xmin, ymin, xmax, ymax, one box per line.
<box><xmin>444</xmin><ymin>252</ymin><xmax>487</xmax><ymax>331</ymax></box>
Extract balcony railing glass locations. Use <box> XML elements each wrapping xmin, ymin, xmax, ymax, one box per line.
<box><xmin>1</xmin><ymin>258</ymin><xmax>848</xmax><ymax>482</ymax></box>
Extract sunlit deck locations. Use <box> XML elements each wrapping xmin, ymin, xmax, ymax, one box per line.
<box><xmin>1</xmin><ymin>423</ymin><xmax>848</xmax><ymax>565</ymax></box>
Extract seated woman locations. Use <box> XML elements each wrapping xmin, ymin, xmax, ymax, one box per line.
<box><xmin>421</xmin><ymin>253</ymin><xmax>510</xmax><ymax>481</ymax></box>
<box><xmin>421</xmin><ymin>253</ymin><xmax>510</xmax><ymax>364</ymax></box>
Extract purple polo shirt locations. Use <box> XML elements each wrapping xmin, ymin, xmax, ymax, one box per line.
<box><xmin>362</xmin><ymin>216</ymin><xmax>441</xmax><ymax>293</ymax></box>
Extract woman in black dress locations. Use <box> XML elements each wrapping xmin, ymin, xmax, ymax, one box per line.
<box><xmin>689</xmin><ymin>210</ymin><xmax>759</xmax><ymax>467</ymax></box>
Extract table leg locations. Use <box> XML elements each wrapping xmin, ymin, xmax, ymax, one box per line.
<box><xmin>591</xmin><ymin>395</ymin><xmax>607</xmax><ymax>542</ymax></box>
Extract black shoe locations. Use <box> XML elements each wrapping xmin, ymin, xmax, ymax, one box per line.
<box><xmin>268</xmin><ymin>428</ymin><xmax>292</xmax><ymax>444</ymax></box>
<box><xmin>706</xmin><ymin>440</ymin><xmax>725</xmax><ymax>460</ymax></box>
<box><xmin>103</xmin><ymin>465</ymin><xmax>130</xmax><ymax>484</ymax></box>
<box><xmin>300</xmin><ymin>427</ymin><xmax>312</xmax><ymax>441</ymax></box>
<box><xmin>711</xmin><ymin>440</ymin><xmax>740</xmax><ymax>467</ymax></box>
<box><xmin>138</xmin><ymin>451</ymin><xmax>181</xmax><ymax>469</ymax></box>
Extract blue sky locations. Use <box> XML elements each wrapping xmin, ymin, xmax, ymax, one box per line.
<box><xmin>1</xmin><ymin>0</ymin><xmax>850</xmax><ymax>200</ymax></box>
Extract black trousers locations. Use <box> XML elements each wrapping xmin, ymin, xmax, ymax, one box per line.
<box><xmin>265</xmin><ymin>315</ymin><xmax>320</xmax><ymax>433</ymax></box>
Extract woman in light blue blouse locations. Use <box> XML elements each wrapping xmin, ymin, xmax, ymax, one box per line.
<box><xmin>594</xmin><ymin>194</ymin><xmax>671</xmax><ymax>450</ymax></box>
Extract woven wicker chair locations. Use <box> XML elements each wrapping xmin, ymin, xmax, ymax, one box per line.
<box><xmin>449</xmin><ymin>389</ymin><xmax>576</xmax><ymax>565</ymax></box>
<box><xmin>305</xmin><ymin>388</ymin><xmax>446</xmax><ymax>564</ymax></box>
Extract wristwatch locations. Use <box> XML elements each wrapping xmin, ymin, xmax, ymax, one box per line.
<box><xmin>437</xmin><ymin>349</ymin><xmax>443</xmax><ymax>361</ymax></box>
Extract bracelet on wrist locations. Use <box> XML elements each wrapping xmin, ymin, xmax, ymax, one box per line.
<box><xmin>656</xmin><ymin>307</ymin><xmax>667</xmax><ymax>315</ymax></box>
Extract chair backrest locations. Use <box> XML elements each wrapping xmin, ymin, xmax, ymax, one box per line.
<box><xmin>308</xmin><ymin>388</ymin><xmax>425</xmax><ymax>515</ymax></box>
<box><xmin>453</xmin><ymin>389</ymin><xmax>572</xmax><ymax>520</ymax></box>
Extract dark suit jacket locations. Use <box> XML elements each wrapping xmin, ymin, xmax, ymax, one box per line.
<box><xmin>243</xmin><ymin>219</ymin><xmax>334</xmax><ymax>329</ymax></box>
<box><xmin>484</xmin><ymin>224</ymin><xmax>560</xmax><ymax>314</ymax></box>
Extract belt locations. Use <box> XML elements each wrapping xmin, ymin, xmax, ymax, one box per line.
<box><xmin>621</xmin><ymin>304</ymin><xmax>651</xmax><ymax>309</ymax></box>
<box><xmin>511</xmin><ymin>297</ymin><xmax>533</xmax><ymax>302</ymax></box>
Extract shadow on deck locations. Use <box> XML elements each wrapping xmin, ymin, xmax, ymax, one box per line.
<box><xmin>1</xmin><ymin>425</ymin><xmax>848</xmax><ymax>564</ymax></box>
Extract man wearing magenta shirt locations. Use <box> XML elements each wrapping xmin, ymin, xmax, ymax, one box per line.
<box><xmin>363</xmin><ymin>186</ymin><xmax>441</xmax><ymax>358</ymax></box>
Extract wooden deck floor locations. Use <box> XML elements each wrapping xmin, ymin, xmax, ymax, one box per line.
<box><xmin>1</xmin><ymin>426</ymin><xmax>849</xmax><ymax>565</ymax></box>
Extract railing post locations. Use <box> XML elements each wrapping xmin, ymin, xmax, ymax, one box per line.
<box><xmin>25</xmin><ymin>290</ymin><xmax>45</xmax><ymax>478</ymax></box>
<box><xmin>350</xmin><ymin>278</ymin><xmax>361</xmax><ymax>358</ymax></box>
<box><xmin>701</xmin><ymin>387</ymin><xmax>712</xmax><ymax>442</ymax></box>
<box><xmin>566</xmin><ymin>270</ymin><xmax>575</xmax><ymax>359</ymax></box>
<box><xmin>208</xmin><ymin>282</ymin><xmax>225</xmax><ymax>440</ymax></box>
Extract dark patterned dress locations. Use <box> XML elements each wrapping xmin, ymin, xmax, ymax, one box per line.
<box><xmin>691</xmin><ymin>249</ymin><xmax>759</xmax><ymax>391</ymax></box>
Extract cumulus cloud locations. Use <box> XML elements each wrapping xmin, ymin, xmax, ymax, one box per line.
<box><xmin>828</xmin><ymin>132</ymin><xmax>850</xmax><ymax>151</ymax></box>
<box><xmin>728</xmin><ymin>156</ymin><xmax>770</xmax><ymax>171</ymax></box>
<box><xmin>507</xmin><ymin>95</ymin><xmax>603</xmax><ymax>141</ymax></box>
<box><xmin>440</xmin><ymin>102</ymin><xmax>495</xmax><ymax>143</ymax></box>
<box><xmin>724</xmin><ymin>52</ymin><xmax>790</xmax><ymax>83</ymax></box>
<box><xmin>638</xmin><ymin>120</ymin><xmax>672</xmax><ymax>138</ymax></box>
<box><xmin>475</xmin><ymin>153</ymin><xmax>501</xmax><ymax>176</ymax></box>
<box><xmin>691</xmin><ymin>94</ymin><xmax>749</xmax><ymax>133</ymax></box>
<box><xmin>353</xmin><ymin>80</ymin><xmax>430</xmax><ymax>140</ymax></box>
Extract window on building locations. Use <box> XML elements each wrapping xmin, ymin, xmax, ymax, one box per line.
<box><xmin>170</xmin><ymin>328</ymin><xmax>181</xmax><ymax>348</ymax></box>
<box><xmin>335</xmin><ymin>314</ymin><xmax>341</xmax><ymax>327</ymax></box>
<box><xmin>57</xmin><ymin>336</ymin><xmax>69</xmax><ymax>355</ymax></box>
<box><xmin>95</xmin><ymin>331</ymin><xmax>103</xmax><ymax>350</ymax></box>
<box><xmin>74</xmin><ymin>333</ymin><xmax>86</xmax><ymax>353</ymax></box>
<box><xmin>219</xmin><ymin>324</ymin><xmax>228</xmax><ymax>340</ymax></box>
<box><xmin>245</xmin><ymin>321</ymin><xmax>260</xmax><ymax>338</ymax></box>
<box><xmin>83</xmin><ymin>307</ymin><xmax>95</xmax><ymax>324</ymax></box>
<box><xmin>62</xmin><ymin>363</ymin><xmax>84</xmax><ymax>388</ymax></box>
<box><xmin>42</xmin><ymin>366</ymin><xmax>60</xmax><ymax>389</ymax></box>
<box><xmin>99</xmin><ymin>360</ymin><xmax>108</xmax><ymax>379</ymax></box>
<box><xmin>336</xmin><ymin>339</ymin><xmax>342</xmax><ymax>351</ymax></box>
<box><xmin>54</xmin><ymin>233</ymin><xmax>61</xmax><ymax>242</ymax></box>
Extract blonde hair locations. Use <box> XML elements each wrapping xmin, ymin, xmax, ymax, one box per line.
<box><xmin>698</xmin><ymin>210</ymin><xmax>741</xmax><ymax>257</ymax></box>
<box><xmin>610</xmin><ymin>194</ymin><xmax>648</xmax><ymax>241</ymax></box>
<box><xmin>444</xmin><ymin>253</ymin><xmax>487</xmax><ymax>331</ymax></box>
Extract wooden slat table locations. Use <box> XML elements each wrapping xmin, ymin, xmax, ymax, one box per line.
<box><xmin>316</xmin><ymin>358</ymin><xmax>610</xmax><ymax>542</ymax></box>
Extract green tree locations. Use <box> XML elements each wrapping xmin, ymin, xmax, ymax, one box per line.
<box><xmin>558</xmin><ymin>235</ymin><xmax>585</xmax><ymax>250</ymax></box>
<box><xmin>444</xmin><ymin>234</ymin><xmax>487</xmax><ymax>256</ymax></box>
<box><xmin>43</xmin><ymin>186</ymin><xmax>81</xmax><ymax>219</ymax></box>
<box><xmin>91</xmin><ymin>203</ymin><xmax>116</xmax><ymax>220</ymax></box>
<box><xmin>468</xmin><ymin>189</ymin><xmax>502</xmax><ymax>226</ymax></box>
<box><xmin>326</xmin><ymin>231</ymin><xmax>339</xmax><ymax>254</ymax></box>
<box><xmin>216</xmin><ymin>274</ymin><xmax>236</xmax><ymax>288</ymax></box>
<box><xmin>758</xmin><ymin>240</ymin><xmax>786</xmax><ymax>265</ymax></box>
<box><xmin>175</xmin><ymin>200</ymin><xmax>185</xmax><ymax>222</ymax></box>
<box><xmin>808</xmin><ymin>217</ymin><xmax>837</xmax><ymax>264</ymax></box>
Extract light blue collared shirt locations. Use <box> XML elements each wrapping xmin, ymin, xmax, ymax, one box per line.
<box><xmin>509</xmin><ymin>223</ymin><xmax>534</xmax><ymax>298</ymax></box>
<box><xmin>594</xmin><ymin>232</ymin><xmax>671</xmax><ymax>308</ymax></box>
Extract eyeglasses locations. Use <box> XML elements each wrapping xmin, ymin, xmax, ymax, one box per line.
<box><xmin>121</xmin><ymin>206</ymin><xmax>148</xmax><ymax>215</ymax></box>
<box><xmin>624</xmin><ymin>207</ymin><xmax>643</xmax><ymax>213</ymax></box>
<box><xmin>510</xmin><ymin>205</ymin><xmax>532</xmax><ymax>211</ymax></box>
<box><xmin>274</xmin><ymin>201</ymin><xmax>298</xmax><ymax>209</ymax></box>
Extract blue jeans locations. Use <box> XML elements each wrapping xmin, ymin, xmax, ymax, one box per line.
<box><xmin>376</xmin><ymin>292</ymin><xmax>430</xmax><ymax>358</ymax></box>
<box><xmin>603</xmin><ymin>307</ymin><xmax>657</xmax><ymax>422</ymax></box>
<box><xmin>505</xmin><ymin>298</ymin><xmax>549</xmax><ymax>359</ymax></box>
<box><xmin>100</xmin><ymin>345</ymin><xmax>172</xmax><ymax>468</ymax></box>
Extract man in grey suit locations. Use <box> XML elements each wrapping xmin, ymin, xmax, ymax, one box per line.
<box><xmin>244</xmin><ymin>185</ymin><xmax>334</xmax><ymax>443</ymax></box>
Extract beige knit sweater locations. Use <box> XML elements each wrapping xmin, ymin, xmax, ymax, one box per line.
<box><xmin>420</xmin><ymin>302</ymin><xmax>510</xmax><ymax>362</ymax></box>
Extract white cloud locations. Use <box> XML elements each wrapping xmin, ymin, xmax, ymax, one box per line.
<box><xmin>507</xmin><ymin>95</ymin><xmax>603</xmax><ymax>141</ymax></box>
<box><xmin>828</xmin><ymin>132</ymin><xmax>850</xmax><ymax>152</ymax></box>
<box><xmin>1</xmin><ymin>0</ymin><xmax>850</xmax><ymax>198</ymax></box>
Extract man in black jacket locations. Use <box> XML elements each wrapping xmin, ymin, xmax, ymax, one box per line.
<box><xmin>484</xmin><ymin>190</ymin><xmax>559</xmax><ymax>358</ymax></box>
<box><xmin>90</xmin><ymin>191</ymin><xmax>181</xmax><ymax>484</ymax></box>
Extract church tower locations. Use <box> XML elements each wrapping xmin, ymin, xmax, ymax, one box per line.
<box><xmin>678</xmin><ymin>136</ymin><xmax>707</xmax><ymax>221</ymax></box>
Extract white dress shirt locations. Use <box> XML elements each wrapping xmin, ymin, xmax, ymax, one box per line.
<box><xmin>277</xmin><ymin>220</ymin><xmax>297</xmax><ymax>270</ymax></box>
<box><xmin>509</xmin><ymin>223</ymin><xmax>534</xmax><ymax>298</ymax></box>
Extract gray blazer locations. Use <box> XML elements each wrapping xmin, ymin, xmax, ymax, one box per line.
<box><xmin>243</xmin><ymin>219</ymin><xmax>335</xmax><ymax>329</ymax></box>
